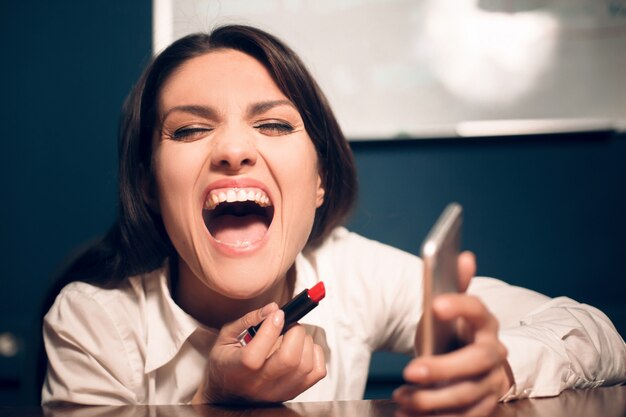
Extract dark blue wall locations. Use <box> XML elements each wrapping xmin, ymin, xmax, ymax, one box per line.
<box><xmin>1</xmin><ymin>0</ymin><xmax>624</xmax><ymax>406</ymax></box>
<box><xmin>349</xmin><ymin>132</ymin><xmax>626</xmax><ymax>334</ymax></box>
<box><xmin>0</xmin><ymin>0</ymin><xmax>152</xmax><ymax>405</ymax></box>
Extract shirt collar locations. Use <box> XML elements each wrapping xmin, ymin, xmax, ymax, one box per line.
<box><xmin>134</xmin><ymin>265</ymin><xmax>211</xmax><ymax>374</ymax></box>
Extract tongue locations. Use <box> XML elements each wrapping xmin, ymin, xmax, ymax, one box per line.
<box><xmin>210</xmin><ymin>214</ymin><xmax>268</xmax><ymax>245</ymax></box>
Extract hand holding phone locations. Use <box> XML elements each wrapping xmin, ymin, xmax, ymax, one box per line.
<box><xmin>398</xmin><ymin>207</ymin><xmax>512</xmax><ymax>414</ymax></box>
<box><xmin>419</xmin><ymin>202</ymin><xmax>463</xmax><ymax>356</ymax></box>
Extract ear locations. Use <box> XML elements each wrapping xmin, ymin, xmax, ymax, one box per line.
<box><xmin>315</xmin><ymin>174</ymin><xmax>325</xmax><ymax>208</ymax></box>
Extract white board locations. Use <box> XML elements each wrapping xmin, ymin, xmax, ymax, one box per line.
<box><xmin>153</xmin><ymin>0</ymin><xmax>626</xmax><ymax>138</ymax></box>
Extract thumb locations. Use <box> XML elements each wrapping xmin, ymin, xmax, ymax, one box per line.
<box><xmin>457</xmin><ymin>251</ymin><xmax>476</xmax><ymax>293</ymax></box>
<box><xmin>219</xmin><ymin>302</ymin><xmax>279</xmax><ymax>340</ymax></box>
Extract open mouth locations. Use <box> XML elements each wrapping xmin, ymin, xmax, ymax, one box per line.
<box><xmin>202</xmin><ymin>187</ymin><xmax>274</xmax><ymax>248</ymax></box>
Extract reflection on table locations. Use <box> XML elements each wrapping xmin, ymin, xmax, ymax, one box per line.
<box><xmin>1</xmin><ymin>386</ymin><xmax>621</xmax><ymax>417</ymax></box>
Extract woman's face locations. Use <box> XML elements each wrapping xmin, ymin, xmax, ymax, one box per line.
<box><xmin>152</xmin><ymin>49</ymin><xmax>324</xmax><ymax>299</ymax></box>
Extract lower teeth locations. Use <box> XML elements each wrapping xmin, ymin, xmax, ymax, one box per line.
<box><xmin>216</xmin><ymin>239</ymin><xmax>252</xmax><ymax>248</ymax></box>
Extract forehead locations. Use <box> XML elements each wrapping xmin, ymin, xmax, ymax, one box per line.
<box><xmin>158</xmin><ymin>49</ymin><xmax>288</xmax><ymax>110</ymax></box>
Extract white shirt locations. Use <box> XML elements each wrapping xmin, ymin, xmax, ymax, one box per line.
<box><xmin>42</xmin><ymin>227</ymin><xmax>626</xmax><ymax>405</ymax></box>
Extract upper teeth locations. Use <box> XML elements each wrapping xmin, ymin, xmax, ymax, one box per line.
<box><xmin>204</xmin><ymin>187</ymin><xmax>271</xmax><ymax>210</ymax></box>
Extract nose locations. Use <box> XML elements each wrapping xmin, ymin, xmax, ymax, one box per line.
<box><xmin>210</xmin><ymin>128</ymin><xmax>257</xmax><ymax>172</ymax></box>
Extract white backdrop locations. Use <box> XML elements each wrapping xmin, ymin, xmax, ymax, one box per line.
<box><xmin>153</xmin><ymin>0</ymin><xmax>626</xmax><ymax>139</ymax></box>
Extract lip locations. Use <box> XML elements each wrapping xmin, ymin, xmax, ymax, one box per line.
<box><xmin>201</xmin><ymin>178</ymin><xmax>275</xmax><ymax>256</ymax></box>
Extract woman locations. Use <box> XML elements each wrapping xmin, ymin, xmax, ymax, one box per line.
<box><xmin>42</xmin><ymin>25</ymin><xmax>625</xmax><ymax>415</ymax></box>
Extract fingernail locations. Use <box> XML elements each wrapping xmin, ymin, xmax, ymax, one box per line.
<box><xmin>260</xmin><ymin>302</ymin><xmax>277</xmax><ymax>318</ymax></box>
<box><xmin>272</xmin><ymin>310</ymin><xmax>284</xmax><ymax>327</ymax></box>
<box><xmin>411</xmin><ymin>365</ymin><xmax>429</xmax><ymax>380</ymax></box>
<box><xmin>392</xmin><ymin>388</ymin><xmax>407</xmax><ymax>402</ymax></box>
<box><xmin>434</xmin><ymin>297</ymin><xmax>451</xmax><ymax>311</ymax></box>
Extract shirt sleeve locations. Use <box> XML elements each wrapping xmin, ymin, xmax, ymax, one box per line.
<box><xmin>325</xmin><ymin>229</ymin><xmax>423</xmax><ymax>355</ymax></box>
<box><xmin>42</xmin><ymin>283</ymin><xmax>145</xmax><ymax>405</ymax></box>
<box><xmin>469</xmin><ymin>277</ymin><xmax>626</xmax><ymax>401</ymax></box>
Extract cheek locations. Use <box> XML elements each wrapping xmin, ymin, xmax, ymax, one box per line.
<box><xmin>276</xmin><ymin>141</ymin><xmax>321</xmax><ymax>222</ymax></box>
<box><xmin>152</xmin><ymin>143</ymin><xmax>205</xmax><ymax>221</ymax></box>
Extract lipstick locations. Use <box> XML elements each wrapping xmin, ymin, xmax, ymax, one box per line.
<box><xmin>237</xmin><ymin>282</ymin><xmax>326</xmax><ymax>346</ymax></box>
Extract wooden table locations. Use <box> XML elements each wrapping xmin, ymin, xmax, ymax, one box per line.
<box><xmin>1</xmin><ymin>386</ymin><xmax>623</xmax><ymax>417</ymax></box>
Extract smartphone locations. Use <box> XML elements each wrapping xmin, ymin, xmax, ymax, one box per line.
<box><xmin>419</xmin><ymin>202</ymin><xmax>463</xmax><ymax>356</ymax></box>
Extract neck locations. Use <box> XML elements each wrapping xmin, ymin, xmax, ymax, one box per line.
<box><xmin>172</xmin><ymin>258</ymin><xmax>295</xmax><ymax>330</ymax></box>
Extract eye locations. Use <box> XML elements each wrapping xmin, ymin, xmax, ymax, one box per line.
<box><xmin>254</xmin><ymin>121</ymin><xmax>294</xmax><ymax>136</ymax></box>
<box><xmin>170</xmin><ymin>126</ymin><xmax>213</xmax><ymax>141</ymax></box>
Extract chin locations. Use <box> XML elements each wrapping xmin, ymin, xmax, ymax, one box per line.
<box><xmin>193</xmin><ymin>244</ymin><xmax>283</xmax><ymax>291</ymax></box>
<box><xmin>209</xmin><ymin>270</ymin><xmax>284</xmax><ymax>300</ymax></box>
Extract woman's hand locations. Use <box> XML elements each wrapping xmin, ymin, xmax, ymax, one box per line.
<box><xmin>192</xmin><ymin>303</ymin><xmax>327</xmax><ymax>404</ymax></box>
<box><xmin>393</xmin><ymin>252</ymin><xmax>513</xmax><ymax>416</ymax></box>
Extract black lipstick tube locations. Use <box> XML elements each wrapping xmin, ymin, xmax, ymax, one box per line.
<box><xmin>237</xmin><ymin>282</ymin><xmax>325</xmax><ymax>346</ymax></box>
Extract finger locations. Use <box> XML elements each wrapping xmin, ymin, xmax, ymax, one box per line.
<box><xmin>434</xmin><ymin>295</ymin><xmax>504</xmax><ymax>355</ymax></box>
<box><xmin>457</xmin><ymin>251</ymin><xmax>476</xmax><ymax>293</ymax></box>
<box><xmin>395</xmin><ymin>367</ymin><xmax>501</xmax><ymax>412</ymax></box>
<box><xmin>220</xmin><ymin>302</ymin><xmax>279</xmax><ymax>340</ymax></box>
<box><xmin>263</xmin><ymin>324</ymin><xmax>307</xmax><ymax>378</ymax></box>
<box><xmin>272</xmin><ymin>343</ymin><xmax>327</xmax><ymax>401</ymax></box>
<box><xmin>404</xmin><ymin>342</ymin><xmax>506</xmax><ymax>384</ymax></box>
<box><xmin>297</xmin><ymin>335</ymin><xmax>315</xmax><ymax>375</ymax></box>
<box><xmin>395</xmin><ymin>392</ymin><xmax>498</xmax><ymax>417</ymax></box>
<box><xmin>295</xmin><ymin>337</ymin><xmax>327</xmax><ymax>384</ymax></box>
<box><xmin>460</xmin><ymin>393</ymin><xmax>499</xmax><ymax>417</ymax></box>
<box><xmin>433</xmin><ymin>294</ymin><xmax>498</xmax><ymax>335</ymax></box>
<box><xmin>239</xmin><ymin>309</ymin><xmax>285</xmax><ymax>372</ymax></box>
<box><xmin>312</xmin><ymin>343</ymin><xmax>327</xmax><ymax>378</ymax></box>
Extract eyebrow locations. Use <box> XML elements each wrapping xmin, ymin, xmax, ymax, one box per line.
<box><xmin>161</xmin><ymin>104</ymin><xmax>220</xmax><ymax>122</ymax></box>
<box><xmin>160</xmin><ymin>100</ymin><xmax>296</xmax><ymax>123</ymax></box>
<box><xmin>247</xmin><ymin>100</ymin><xmax>296</xmax><ymax>117</ymax></box>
